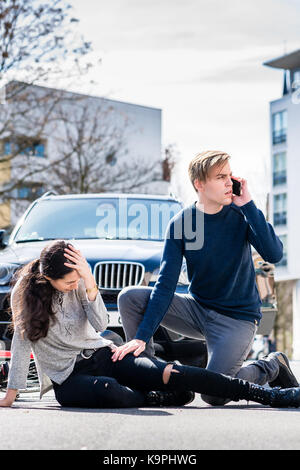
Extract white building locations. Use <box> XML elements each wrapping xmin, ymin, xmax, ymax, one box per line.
<box><xmin>0</xmin><ymin>82</ymin><xmax>168</xmax><ymax>227</ymax></box>
<box><xmin>264</xmin><ymin>49</ymin><xmax>300</xmax><ymax>359</ymax></box>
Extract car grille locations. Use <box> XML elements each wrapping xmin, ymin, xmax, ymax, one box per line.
<box><xmin>94</xmin><ymin>262</ymin><xmax>145</xmax><ymax>290</ymax></box>
<box><xmin>101</xmin><ymin>292</ymin><xmax>119</xmax><ymax>304</ymax></box>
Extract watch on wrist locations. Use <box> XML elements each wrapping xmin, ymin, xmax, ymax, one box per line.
<box><xmin>86</xmin><ymin>284</ymin><xmax>98</xmax><ymax>295</ymax></box>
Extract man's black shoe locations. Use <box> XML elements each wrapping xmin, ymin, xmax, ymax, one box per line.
<box><xmin>146</xmin><ymin>390</ymin><xmax>195</xmax><ymax>407</ymax></box>
<box><xmin>268</xmin><ymin>352</ymin><xmax>299</xmax><ymax>389</ymax></box>
<box><xmin>247</xmin><ymin>384</ymin><xmax>300</xmax><ymax>408</ymax></box>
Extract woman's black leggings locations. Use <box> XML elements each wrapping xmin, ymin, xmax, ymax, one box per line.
<box><xmin>52</xmin><ymin>347</ymin><xmax>250</xmax><ymax>408</ymax></box>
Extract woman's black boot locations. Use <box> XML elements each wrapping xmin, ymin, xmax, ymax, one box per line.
<box><xmin>145</xmin><ymin>390</ymin><xmax>195</xmax><ymax>407</ymax></box>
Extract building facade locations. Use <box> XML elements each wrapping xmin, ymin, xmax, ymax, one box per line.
<box><xmin>264</xmin><ymin>49</ymin><xmax>300</xmax><ymax>359</ymax></box>
<box><xmin>0</xmin><ymin>82</ymin><xmax>167</xmax><ymax>228</ymax></box>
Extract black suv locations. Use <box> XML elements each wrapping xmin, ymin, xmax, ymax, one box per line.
<box><xmin>0</xmin><ymin>192</ymin><xmax>277</xmax><ymax>368</ymax></box>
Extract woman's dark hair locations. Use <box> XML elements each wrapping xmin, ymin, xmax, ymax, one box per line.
<box><xmin>12</xmin><ymin>240</ymin><xmax>75</xmax><ymax>342</ymax></box>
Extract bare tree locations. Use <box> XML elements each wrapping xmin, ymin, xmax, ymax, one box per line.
<box><xmin>0</xmin><ymin>82</ymin><xmax>85</xmax><ymax>195</ymax></box>
<box><xmin>47</xmin><ymin>98</ymin><xmax>165</xmax><ymax>194</ymax></box>
<box><xmin>0</xmin><ymin>0</ymin><xmax>92</xmax><ymax>86</ymax></box>
<box><xmin>0</xmin><ymin>1</ymin><xmax>166</xmax><ymax>227</ymax></box>
<box><xmin>0</xmin><ymin>0</ymin><xmax>96</xmax><ymax>225</ymax></box>
<box><xmin>162</xmin><ymin>143</ymin><xmax>177</xmax><ymax>183</ymax></box>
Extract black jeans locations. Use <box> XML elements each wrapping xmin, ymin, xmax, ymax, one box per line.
<box><xmin>52</xmin><ymin>347</ymin><xmax>250</xmax><ymax>408</ymax></box>
<box><xmin>52</xmin><ymin>347</ymin><xmax>168</xmax><ymax>408</ymax></box>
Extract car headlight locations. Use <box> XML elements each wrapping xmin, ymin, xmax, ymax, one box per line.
<box><xmin>0</xmin><ymin>263</ymin><xmax>20</xmax><ymax>286</ymax></box>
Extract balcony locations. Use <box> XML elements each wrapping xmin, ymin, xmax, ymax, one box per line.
<box><xmin>272</xmin><ymin>130</ymin><xmax>287</xmax><ymax>145</ymax></box>
<box><xmin>273</xmin><ymin>170</ymin><xmax>287</xmax><ymax>186</ymax></box>
<box><xmin>276</xmin><ymin>254</ymin><xmax>287</xmax><ymax>268</ymax></box>
<box><xmin>273</xmin><ymin>211</ymin><xmax>287</xmax><ymax>226</ymax></box>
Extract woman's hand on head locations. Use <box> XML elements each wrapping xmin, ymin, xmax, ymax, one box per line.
<box><xmin>64</xmin><ymin>245</ymin><xmax>92</xmax><ymax>281</ymax></box>
<box><xmin>64</xmin><ymin>245</ymin><xmax>98</xmax><ymax>299</ymax></box>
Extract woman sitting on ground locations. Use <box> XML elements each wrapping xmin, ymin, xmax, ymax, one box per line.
<box><xmin>0</xmin><ymin>240</ymin><xmax>299</xmax><ymax>409</ymax></box>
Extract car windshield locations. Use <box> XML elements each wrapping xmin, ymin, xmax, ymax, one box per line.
<box><xmin>14</xmin><ymin>197</ymin><xmax>182</xmax><ymax>242</ymax></box>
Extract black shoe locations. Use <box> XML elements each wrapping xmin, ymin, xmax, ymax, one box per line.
<box><xmin>0</xmin><ymin>362</ymin><xmax>9</xmax><ymax>388</ymax></box>
<box><xmin>268</xmin><ymin>352</ymin><xmax>299</xmax><ymax>389</ymax></box>
<box><xmin>145</xmin><ymin>390</ymin><xmax>195</xmax><ymax>407</ymax></box>
<box><xmin>247</xmin><ymin>384</ymin><xmax>300</xmax><ymax>408</ymax></box>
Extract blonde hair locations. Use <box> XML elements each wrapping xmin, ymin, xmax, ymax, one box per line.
<box><xmin>188</xmin><ymin>150</ymin><xmax>231</xmax><ymax>191</ymax></box>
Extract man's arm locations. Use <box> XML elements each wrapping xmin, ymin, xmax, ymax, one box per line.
<box><xmin>242</xmin><ymin>201</ymin><xmax>283</xmax><ymax>263</ymax></box>
<box><xmin>232</xmin><ymin>177</ymin><xmax>283</xmax><ymax>263</ymax></box>
<box><xmin>135</xmin><ymin>238</ymin><xmax>184</xmax><ymax>343</ymax></box>
<box><xmin>111</xmin><ymin>218</ymin><xmax>184</xmax><ymax>361</ymax></box>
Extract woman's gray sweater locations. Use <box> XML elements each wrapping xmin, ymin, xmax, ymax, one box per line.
<box><xmin>7</xmin><ymin>279</ymin><xmax>113</xmax><ymax>398</ymax></box>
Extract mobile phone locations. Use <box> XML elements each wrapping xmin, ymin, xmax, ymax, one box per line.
<box><xmin>231</xmin><ymin>178</ymin><xmax>241</xmax><ymax>196</ymax></box>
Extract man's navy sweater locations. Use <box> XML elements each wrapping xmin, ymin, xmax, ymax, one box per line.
<box><xmin>135</xmin><ymin>200</ymin><xmax>283</xmax><ymax>344</ymax></box>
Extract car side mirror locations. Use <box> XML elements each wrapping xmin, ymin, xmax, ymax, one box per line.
<box><xmin>0</xmin><ymin>230</ymin><xmax>7</xmax><ymax>249</ymax></box>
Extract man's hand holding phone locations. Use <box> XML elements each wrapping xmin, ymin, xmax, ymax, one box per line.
<box><xmin>231</xmin><ymin>176</ymin><xmax>252</xmax><ymax>207</ymax></box>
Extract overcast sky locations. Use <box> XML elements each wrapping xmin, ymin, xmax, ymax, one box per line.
<box><xmin>68</xmin><ymin>0</ymin><xmax>300</xmax><ymax>207</ymax></box>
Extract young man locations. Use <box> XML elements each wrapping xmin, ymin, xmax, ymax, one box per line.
<box><xmin>112</xmin><ymin>150</ymin><xmax>298</xmax><ymax>406</ymax></box>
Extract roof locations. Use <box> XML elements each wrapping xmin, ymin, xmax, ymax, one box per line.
<box><xmin>263</xmin><ymin>49</ymin><xmax>300</xmax><ymax>70</ymax></box>
<box><xmin>40</xmin><ymin>192</ymin><xmax>181</xmax><ymax>202</ymax></box>
<box><xmin>5</xmin><ymin>80</ymin><xmax>162</xmax><ymax>113</ymax></box>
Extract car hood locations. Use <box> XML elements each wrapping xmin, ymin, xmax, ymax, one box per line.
<box><xmin>1</xmin><ymin>239</ymin><xmax>164</xmax><ymax>271</ymax></box>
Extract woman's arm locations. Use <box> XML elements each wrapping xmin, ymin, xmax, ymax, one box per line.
<box><xmin>64</xmin><ymin>245</ymin><xmax>108</xmax><ymax>332</ymax></box>
<box><xmin>64</xmin><ymin>245</ymin><xmax>98</xmax><ymax>301</ymax></box>
<box><xmin>7</xmin><ymin>286</ymin><xmax>34</xmax><ymax>392</ymax></box>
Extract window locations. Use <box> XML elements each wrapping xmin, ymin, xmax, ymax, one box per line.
<box><xmin>3</xmin><ymin>141</ymin><xmax>12</xmax><ymax>155</ymax></box>
<box><xmin>14</xmin><ymin>197</ymin><xmax>183</xmax><ymax>242</ymax></box>
<box><xmin>272</xmin><ymin>110</ymin><xmax>287</xmax><ymax>145</ymax></box>
<box><xmin>292</xmin><ymin>69</ymin><xmax>300</xmax><ymax>90</ymax></box>
<box><xmin>273</xmin><ymin>152</ymin><xmax>287</xmax><ymax>186</ymax></box>
<box><xmin>1</xmin><ymin>138</ymin><xmax>46</xmax><ymax>157</ymax></box>
<box><xmin>17</xmin><ymin>185</ymin><xmax>44</xmax><ymax>200</ymax></box>
<box><xmin>105</xmin><ymin>152</ymin><xmax>117</xmax><ymax>166</ymax></box>
<box><xmin>17</xmin><ymin>140</ymin><xmax>45</xmax><ymax>157</ymax></box>
<box><xmin>273</xmin><ymin>193</ymin><xmax>287</xmax><ymax>226</ymax></box>
<box><xmin>276</xmin><ymin>234</ymin><xmax>287</xmax><ymax>267</ymax></box>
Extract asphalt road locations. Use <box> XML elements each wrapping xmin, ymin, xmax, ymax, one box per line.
<box><xmin>1</xmin><ymin>362</ymin><xmax>300</xmax><ymax>451</ymax></box>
